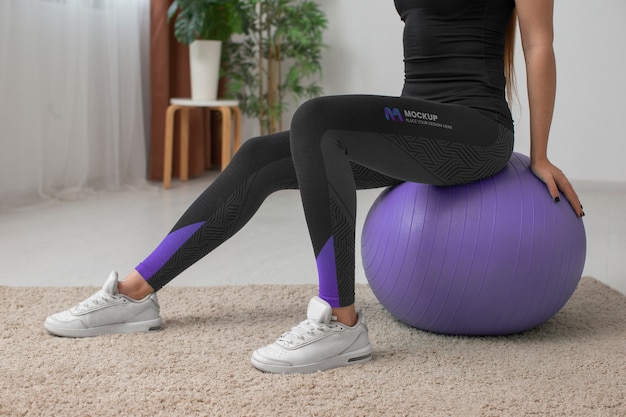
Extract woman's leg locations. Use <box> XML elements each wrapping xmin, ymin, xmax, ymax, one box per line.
<box><xmin>252</xmin><ymin>95</ymin><xmax>513</xmax><ymax>374</ymax></box>
<box><xmin>45</xmin><ymin>132</ymin><xmax>298</xmax><ymax>337</ymax></box>
<box><xmin>290</xmin><ymin>95</ymin><xmax>513</xmax><ymax>315</ymax></box>
<box><xmin>45</xmin><ymin>126</ymin><xmax>401</xmax><ymax>339</ymax></box>
<box><xmin>132</xmin><ymin>132</ymin><xmax>298</xmax><ymax>292</ymax></box>
<box><xmin>122</xmin><ymin>131</ymin><xmax>402</xmax><ymax>299</ymax></box>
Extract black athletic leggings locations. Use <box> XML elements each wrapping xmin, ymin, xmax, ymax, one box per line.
<box><xmin>136</xmin><ymin>95</ymin><xmax>513</xmax><ymax>307</ymax></box>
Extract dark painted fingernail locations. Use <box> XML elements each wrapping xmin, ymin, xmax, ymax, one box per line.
<box><xmin>554</xmin><ymin>196</ymin><xmax>560</xmax><ymax>203</ymax></box>
<box><xmin>581</xmin><ymin>211</ymin><xmax>586</xmax><ymax>217</ymax></box>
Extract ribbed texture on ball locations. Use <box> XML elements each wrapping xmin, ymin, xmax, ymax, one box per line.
<box><xmin>361</xmin><ymin>153</ymin><xmax>586</xmax><ymax>335</ymax></box>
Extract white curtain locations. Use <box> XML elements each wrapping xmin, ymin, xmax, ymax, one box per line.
<box><xmin>0</xmin><ymin>0</ymin><xmax>151</xmax><ymax>209</ymax></box>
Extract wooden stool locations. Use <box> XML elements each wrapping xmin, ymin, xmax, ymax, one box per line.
<box><xmin>163</xmin><ymin>98</ymin><xmax>241</xmax><ymax>189</ymax></box>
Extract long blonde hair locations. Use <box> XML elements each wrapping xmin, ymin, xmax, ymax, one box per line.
<box><xmin>504</xmin><ymin>9</ymin><xmax>517</xmax><ymax>104</ymax></box>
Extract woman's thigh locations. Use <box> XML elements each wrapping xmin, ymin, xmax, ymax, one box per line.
<box><xmin>290</xmin><ymin>94</ymin><xmax>514</xmax><ymax>186</ymax></box>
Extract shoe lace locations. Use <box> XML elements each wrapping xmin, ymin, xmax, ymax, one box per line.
<box><xmin>278</xmin><ymin>319</ymin><xmax>337</xmax><ymax>347</ymax></box>
<box><xmin>72</xmin><ymin>290</ymin><xmax>119</xmax><ymax>313</ymax></box>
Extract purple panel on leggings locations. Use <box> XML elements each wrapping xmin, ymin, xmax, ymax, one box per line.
<box><xmin>135</xmin><ymin>222</ymin><xmax>204</xmax><ymax>280</ymax></box>
<box><xmin>317</xmin><ymin>236</ymin><xmax>340</xmax><ymax>308</ymax></box>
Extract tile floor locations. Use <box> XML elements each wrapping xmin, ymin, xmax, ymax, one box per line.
<box><xmin>1</xmin><ymin>173</ymin><xmax>624</xmax><ymax>296</ymax></box>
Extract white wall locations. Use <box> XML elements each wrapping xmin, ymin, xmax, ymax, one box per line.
<box><xmin>255</xmin><ymin>0</ymin><xmax>626</xmax><ymax>183</ymax></box>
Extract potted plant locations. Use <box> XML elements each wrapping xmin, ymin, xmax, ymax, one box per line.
<box><xmin>224</xmin><ymin>0</ymin><xmax>327</xmax><ymax>135</ymax></box>
<box><xmin>168</xmin><ymin>0</ymin><xmax>248</xmax><ymax>101</ymax></box>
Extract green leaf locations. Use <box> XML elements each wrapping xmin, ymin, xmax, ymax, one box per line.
<box><xmin>222</xmin><ymin>0</ymin><xmax>327</xmax><ymax>132</ymax></box>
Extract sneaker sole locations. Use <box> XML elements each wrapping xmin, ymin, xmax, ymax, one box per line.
<box><xmin>251</xmin><ymin>343</ymin><xmax>373</xmax><ymax>374</ymax></box>
<box><xmin>44</xmin><ymin>317</ymin><xmax>162</xmax><ymax>338</ymax></box>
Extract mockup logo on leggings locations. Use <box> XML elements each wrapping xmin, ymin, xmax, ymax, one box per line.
<box><xmin>384</xmin><ymin>107</ymin><xmax>404</xmax><ymax>122</ymax></box>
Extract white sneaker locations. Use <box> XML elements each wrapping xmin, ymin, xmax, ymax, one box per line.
<box><xmin>44</xmin><ymin>271</ymin><xmax>161</xmax><ymax>338</ymax></box>
<box><xmin>251</xmin><ymin>296</ymin><xmax>373</xmax><ymax>374</ymax></box>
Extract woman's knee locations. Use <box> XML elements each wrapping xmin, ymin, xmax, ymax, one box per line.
<box><xmin>233</xmin><ymin>131</ymin><xmax>291</xmax><ymax>165</ymax></box>
<box><xmin>236</xmin><ymin>134</ymin><xmax>265</xmax><ymax>157</ymax></box>
<box><xmin>291</xmin><ymin>96</ymin><xmax>344</xmax><ymax>133</ymax></box>
<box><xmin>290</xmin><ymin>97</ymin><xmax>343</xmax><ymax>154</ymax></box>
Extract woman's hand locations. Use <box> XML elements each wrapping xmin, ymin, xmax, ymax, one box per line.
<box><xmin>531</xmin><ymin>158</ymin><xmax>584</xmax><ymax>218</ymax></box>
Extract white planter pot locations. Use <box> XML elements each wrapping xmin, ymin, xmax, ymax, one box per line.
<box><xmin>189</xmin><ymin>40</ymin><xmax>222</xmax><ymax>101</ymax></box>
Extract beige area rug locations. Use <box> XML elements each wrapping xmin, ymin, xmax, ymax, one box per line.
<box><xmin>1</xmin><ymin>277</ymin><xmax>625</xmax><ymax>417</ymax></box>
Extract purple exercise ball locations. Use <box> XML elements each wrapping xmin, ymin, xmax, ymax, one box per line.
<box><xmin>361</xmin><ymin>153</ymin><xmax>586</xmax><ymax>335</ymax></box>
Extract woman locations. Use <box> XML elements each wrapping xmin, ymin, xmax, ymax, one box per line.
<box><xmin>45</xmin><ymin>0</ymin><xmax>584</xmax><ymax>374</ymax></box>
